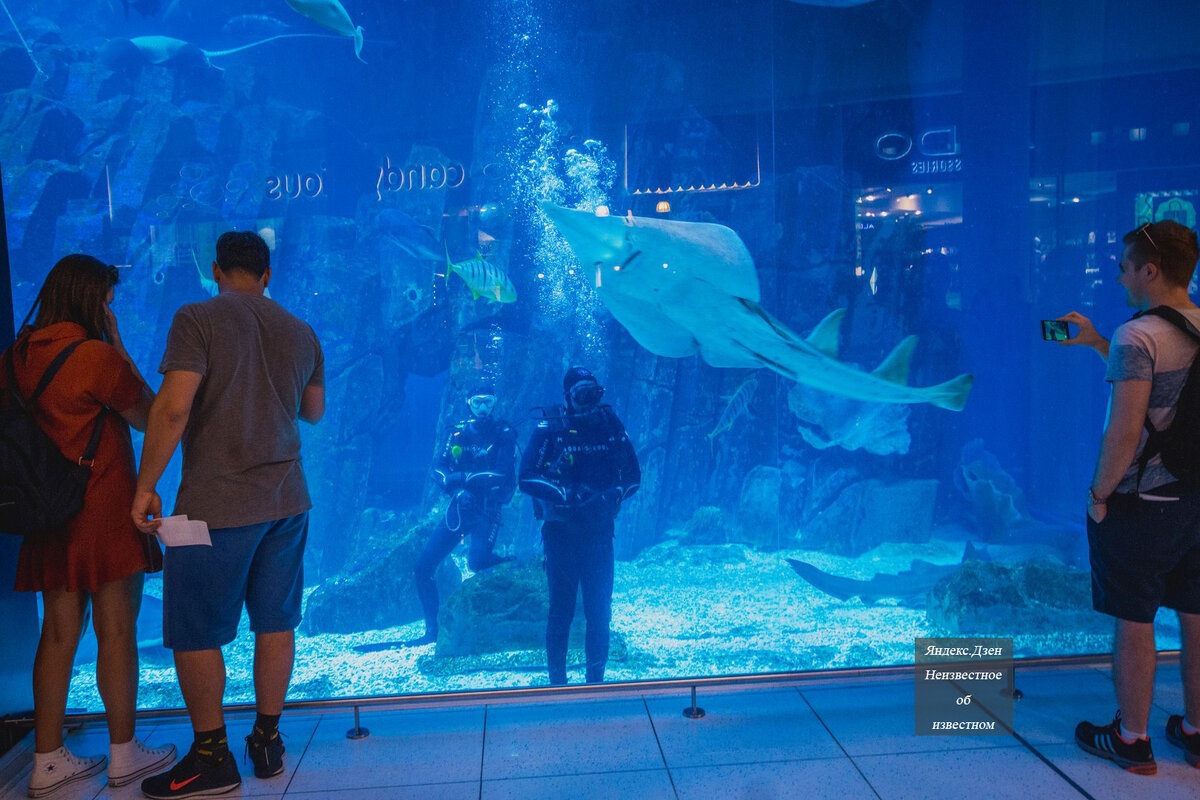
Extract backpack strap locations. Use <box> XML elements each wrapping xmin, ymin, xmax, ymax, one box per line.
<box><xmin>4</xmin><ymin>338</ymin><xmax>105</xmax><ymax>467</ymax></box>
<box><xmin>1141</xmin><ymin>305</ymin><xmax>1200</xmax><ymax>344</ymax></box>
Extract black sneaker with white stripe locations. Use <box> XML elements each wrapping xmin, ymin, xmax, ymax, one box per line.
<box><xmin>1075</xmin><ymin>712</ymin><xmax>1156</xmax><ymax>775</ymax></box>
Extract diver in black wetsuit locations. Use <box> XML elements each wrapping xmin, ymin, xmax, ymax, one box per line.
<box><xmin>519</xmin><ymin>367</ymin><xmax>641</xmax><ymax>684</ymax></box>
<box><xmin>409</xmin><ymin>383</ymin><xmax>517</xmax><ymax>646</ymax></box>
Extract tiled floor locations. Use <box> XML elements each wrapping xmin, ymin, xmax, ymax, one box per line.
<box><xmin>1</xmin><ymin>662</ymin><xmax>1197</xmax><ymax>799</ymax></box>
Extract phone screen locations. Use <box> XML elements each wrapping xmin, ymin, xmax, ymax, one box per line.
<box><xmin>1041</xmin><ymin>320</ymin><xmax>1069</xmax><ymax>342</ymax></box>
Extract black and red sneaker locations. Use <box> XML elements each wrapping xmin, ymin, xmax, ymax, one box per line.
<box><xmin>1075</xmin><ymin>713</ymin><xmax>1156</xmax><ymax>775</ymax></box>
<box><xmin>244</xmin><ymin>727</ymin><xmax>286</xmax><ymax>779</ymax></box>
<box><xmin>140</xmin><ymin>744</ymin><xmax>241</xmax><ymax>799</ymax></box>
<box><xmin>1166</xmin><ymin>714</ymin><xmax>1200</xmax><ymax>767</ymax></box>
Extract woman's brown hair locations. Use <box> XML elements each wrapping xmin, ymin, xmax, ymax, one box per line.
<box><xmin>21</xmin><ymin>254</ymin><xmax>119</xmax><ymax>342</ymax></box>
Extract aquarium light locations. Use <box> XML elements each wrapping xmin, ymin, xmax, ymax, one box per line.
<box><xmin>595</xmin><ymin>205</ymin><xmax>610</xmax><ymax>217</ymax></box>
<box><xmin>655</xmin><ymin>201</ymin><xmax>671</xmax><ymax>213</ymax></box>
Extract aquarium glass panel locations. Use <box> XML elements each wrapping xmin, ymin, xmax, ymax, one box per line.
<box><xmin>3</xmin><ymin>0</ymin><xmax>1200</xmax><ymax>710</ymax></box>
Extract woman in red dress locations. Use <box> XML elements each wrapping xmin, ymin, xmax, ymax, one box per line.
<box><xmin>8</xmin><ymin>255</ymin><xmax>175</xmax><ymax>797</ymax></box>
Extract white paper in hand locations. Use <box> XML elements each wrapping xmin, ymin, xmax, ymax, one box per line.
<box><xmin>155</xmin><ymin>515</ymin><xmax>212</xmax><ymax>547</ymax></box>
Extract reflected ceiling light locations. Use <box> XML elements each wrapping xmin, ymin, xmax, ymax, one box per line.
<box><xmin>914</xmin><ymin>210</ymin><xmax>922</xmax><ymax>216</ymax></box>
<box><xmin>1130</xmin><ymin>127</ymin><xmax>1147</xmax><ymax>141</ymax></box>
<box><xmin>926</xmin><ymin>188</ymin><xmax>933</xmax><ymax>194</ymax></box>
<box><xmin>655</xmin><ymin>201</ymin><xmax>670</xmax><ymax>213</ymax></box>
<box><xmin>855</xmin><ymin>266</ymin><xmax>864</xmax><ymax>277</ymax></box>
<box><xmin>595</xmin><ymin>205</ymin><xmax>610</xmax><ymax>217</ymax></box>
<box><xmin>537</xmin><ymin>272</ymin><xmax>545</xmax><ymax>278</ymax></box>
<box><xmin>1072</xmin><ymin>197</ymin><xmax>1081</xmax><ymax>203</ymax></box>
<box><xmin>879</xmin><ymin>211</ymin><xmax>888</xmax><ymax>217</ymax></box>
<box><xmin>258</xmin><ymin>227</ymin><xmax>277</xmax><ymax>249</ymax></box>
<box><xmin>864</xmin><ymin>195</ymin><xmax>876</xmax><ymax>202</ymax></box>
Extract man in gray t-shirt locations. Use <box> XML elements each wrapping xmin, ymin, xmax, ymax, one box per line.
<box><xmin>1060</xmin><ymin>220</ymin><xmax>1200</xmax><ymax>774</ymax></box>
<box><xmin>133</xmin><ymin>231</ymin><xmax>324</xmax><ymax>798</ymax></box>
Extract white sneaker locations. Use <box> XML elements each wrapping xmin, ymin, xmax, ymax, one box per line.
<box><xmin>107</xmin><ymin>737</ymin><xmax>177</xmax><ymax>788</ymax></box>
<box><xmin>27</xmin><ymin>746</ymin><xmax>106</xmax><ymax>798</ymax></box>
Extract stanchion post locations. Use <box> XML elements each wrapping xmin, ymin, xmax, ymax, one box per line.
<box><xmin>346</xmin><ymin>705</ymin><xmax>370</xmax><ymax>739</ymax></box>
<box><xmin>682</xmin><ymin>685</ymin><xmax>705</xmax><ymax>719</ymax></box>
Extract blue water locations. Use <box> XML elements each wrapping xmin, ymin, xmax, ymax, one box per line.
<box><xmin>2</xmin><ymin>0</ymin><xmax>1199</xmax><ymax>709</ymax></box>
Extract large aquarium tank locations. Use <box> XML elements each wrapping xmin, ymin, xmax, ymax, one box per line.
<box><xmin>3</xmin><ymin>0</ymin><xmax>1199</xmax><ymax>710</ymax></box>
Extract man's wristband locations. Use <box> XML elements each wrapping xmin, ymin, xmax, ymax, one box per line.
<box><xmin>1088</xmin><ymin>488</ymin><xmax>1108</xmax><ymax>505</ymax></box>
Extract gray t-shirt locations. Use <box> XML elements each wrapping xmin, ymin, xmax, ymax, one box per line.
<box><xmin>160</xmin><ymin>291</ymin><xmax>324</xmax><ymax>528</ymax></box>
<box><xmin>1106</xmin><ymin>307</ymin><xmax>1200</xmax><ymax>493</ymax></box>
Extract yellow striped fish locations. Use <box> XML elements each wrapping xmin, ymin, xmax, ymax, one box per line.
<box><xmin>445</xmin><ymin>248</ymin><xmax>517</xmax><ymax>303</ymax></box>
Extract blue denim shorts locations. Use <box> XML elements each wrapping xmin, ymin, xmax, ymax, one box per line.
<box><xmin>162</xmin><ymin>512</ymin><xmax>308</xmax><ymax>651</ymax></box>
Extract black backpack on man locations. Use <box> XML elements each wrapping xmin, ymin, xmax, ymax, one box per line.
<box><xmin>1137</xmin><ymin>305</ymin><xmax>1200</xmax><ymax>486</ymax></box>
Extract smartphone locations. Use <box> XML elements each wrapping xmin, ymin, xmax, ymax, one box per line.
<box><xmin>1041</xmin><ymin>319</ymin><xmax>1070</xmax><ymax>342</ymax></box>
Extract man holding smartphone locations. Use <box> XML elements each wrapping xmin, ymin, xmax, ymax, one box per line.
<box><xmin>1059</xmin><ymin>220</ymin><xmax>1200</xmax><ymax>774</ymax></box>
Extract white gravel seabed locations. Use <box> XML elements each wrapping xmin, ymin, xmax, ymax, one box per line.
<box><xmin>63</xmin><ymin>538</ymin><xmax>1138</xmax><ymax>711</ymax></box>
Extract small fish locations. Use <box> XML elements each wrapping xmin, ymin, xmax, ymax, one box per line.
<box><xmin>446</xmin><ymin>248</ymin><xmax>517</xmax><ymax>304</ymax></box>
<box><xmin>706</xmin><ymin>375</ymin><xmax>758</xmax><ymax>450</ymax></box>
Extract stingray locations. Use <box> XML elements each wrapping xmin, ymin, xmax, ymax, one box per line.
<box><xmin>106</xmin><ymin>33</ymin><xmax>340</xmax><ymax>70</ymax></box>
<box><xmin>541</xmin><ymin>203</ymin><xmax>973</xmax><ymax>410</ymax></box>
<box><xmin>285</xmin><ymin>0</ymin><xmax>366</xmax><ymax>63</ymax></box>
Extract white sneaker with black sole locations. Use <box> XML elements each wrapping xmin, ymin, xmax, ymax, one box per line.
<box><xmin>27</xmin><ymin>746</ymin><xmax>106</xmax><ymax>798</ymax></box>
<box><xmin>108</xmin><ymin>737</ymin><xmax>178</xmax><ymax>788</ymax></box>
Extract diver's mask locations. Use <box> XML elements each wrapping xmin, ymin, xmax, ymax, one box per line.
<box><xmin>568</xmin><ymin>380</ymin><xmax>604</xmax><ymax>409</ymax></box>
<box><xmin>468</xmin><ymin>394</ymin><xmax>497</xmax><ymax>418</ymax></box>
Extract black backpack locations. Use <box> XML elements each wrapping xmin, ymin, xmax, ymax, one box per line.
<box><xmin>1137</xmin><ymin>306</ymin><xmax>1200</xmax><ymax>485</ymax></box>
<box><xmin>0</xmin><ymin>339</ymin><xmax>104</xmax><ymax>538</ymax></box>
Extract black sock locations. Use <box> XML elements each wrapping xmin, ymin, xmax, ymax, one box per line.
<box><xmin>253</xmin><ymin>713</ymin><xmax>281</xmax><ymax>741</ymax></box>
<box><xmin>194</xmin><ymin>727</ymin><xmax>230</xmax><ymax>763</ymax></box>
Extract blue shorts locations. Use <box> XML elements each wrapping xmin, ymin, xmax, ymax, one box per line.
<box><xmin>162</xmin><ymin>512</ymin><xmax>308</xmax><ymax>651</ymax></box>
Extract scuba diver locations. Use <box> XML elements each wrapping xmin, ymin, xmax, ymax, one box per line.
<box><xmin>519</xmin><ymin>367</ymin><xmax>641</xmax><ymax>684</ymax></box>
<box><xmin>409</xmin><ymin>383</ymin><xmax>517</xmax><ymax>646</ymax></box>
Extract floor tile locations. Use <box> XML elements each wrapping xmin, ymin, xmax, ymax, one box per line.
<box><xmin>482</xmin><ymin>769</ymin><xmax>675</xmax><ymax>800</ymax></box>
<box><xmin>855</xmin><ymin>746</ymin><xmax>1079</xmax><ymax>799</ymax></box>
<box><xmin>285</xmin><ymin>706</ymin><xmax>483</xmax><ymax>793</ymax></box>
<box><xmin>672</xmin><ymin>757</ymin><xmax>877</xmax><ymax>800</ymax></box>
<box><xmin>482</xmin><ymin>697</ymin><xmax>662</xmax><ymax>780</ymax></box>
<box><xmin>286</xmin><ymin>783</ymin><xmax>477</xmax><ymax>799</ymax></box>
<box><xmin>800</xmin><ymin>680</ymin><xmax>1017</xmax><ymax>756</ymax></box>
<box><xmin>646</xmin><ymin>688</ymin><xmax>842</xmax><ymax>767</ymax></box>
<box><xmin>1038</xmin><ymin>742</ymin><xmax>1198</xmax><ymax>799</ymax></box>
<box><xmin>1008</xmin><ymin>667</ymin><xmax>1117</xmax><ymax>745</ymax></box>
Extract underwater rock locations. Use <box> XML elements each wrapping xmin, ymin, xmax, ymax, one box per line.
<box><xmin>436</xmin><ymin>561</ymin><xmax>578</xmax><ymax>658</ymax></box>
<box><xmin>927</xmin><ymin>559</ymin><xmax>1104</xmax><ymax>636</ymax></box>
<box><xmin>954</xmin><ymin>439</ymin><xmax>1029</xmax><ymax>540</ymax></box>
<box><xmin>679</xmin><ymin>505</ymin><xmax>729</xmax><ymax>545</ymax></box>
<box><xmin>787</xmin><ymin>382</ymin><xmax>911</xmax><ymax>455</ymax></box>
<box><xmin>732</xmin><ymin>465</ymin><xmax>783</xmax><ymax>547</ymax></box>
<box><xmin>301</xmin><ymin>508</ymin><xmax>461</xmax><ymax>635</ymax></box>
<box><xmin>799</xmin><ymin>478</ymin><xmax>938</xmax><ymax>556</ymax></box>
<box><xmin>802</xmin><ymin>463</ymin><xmax>861</xmax><ymax>520</ymax></box>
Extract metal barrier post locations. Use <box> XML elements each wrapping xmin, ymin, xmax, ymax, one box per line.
<box><xmin>682</xmin><ymin>685</ymin><xmax>705</xmax><ymax>719</ymax></box>
<box><xmin>346</xmin><ymin>705</ymin><xmax>370</xmax><ymax>739</ymax></box>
